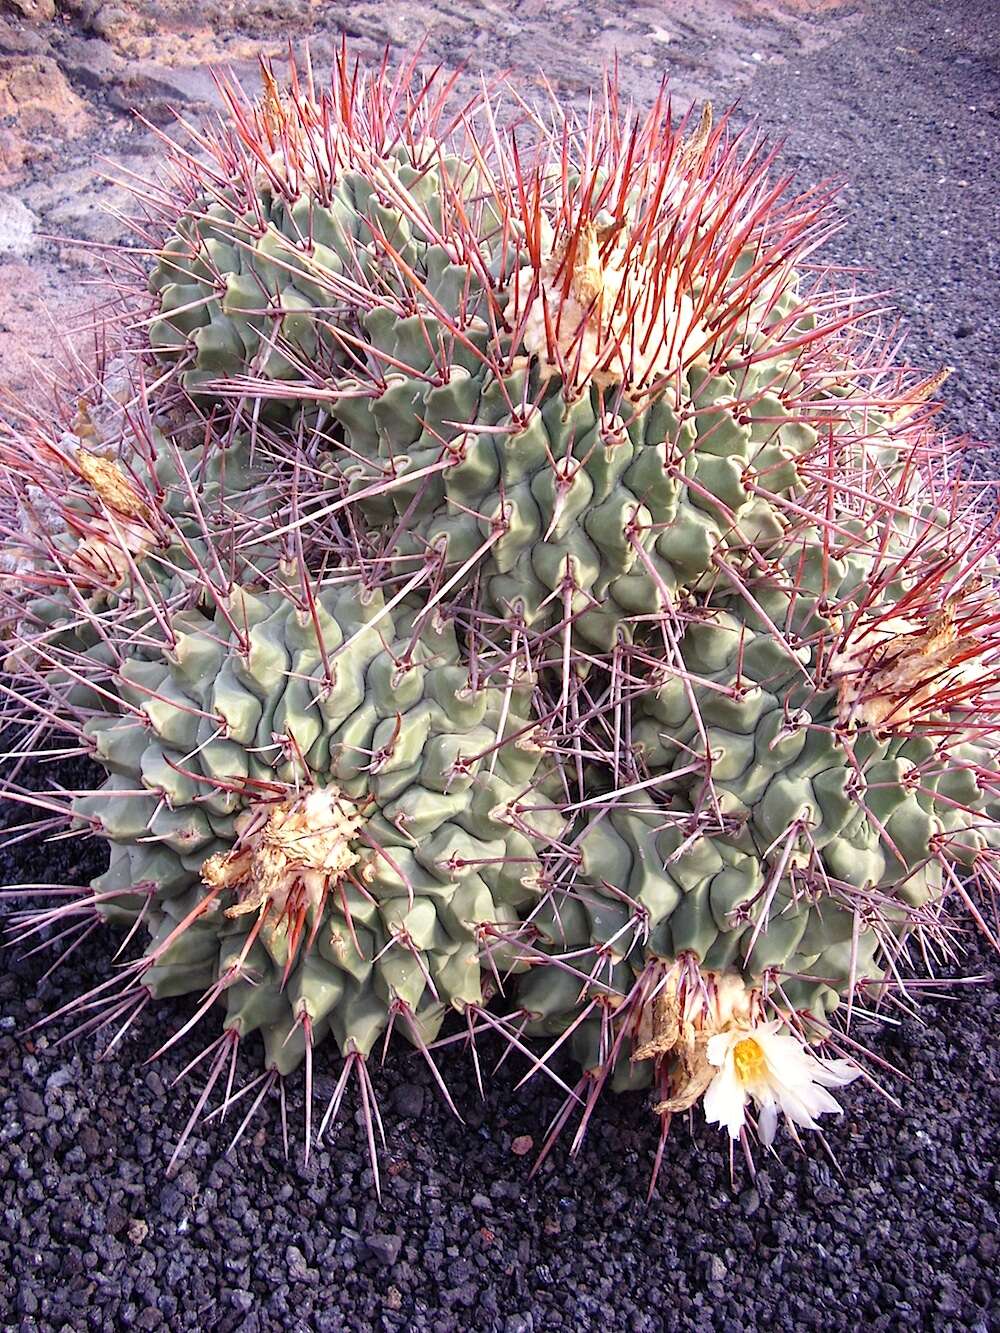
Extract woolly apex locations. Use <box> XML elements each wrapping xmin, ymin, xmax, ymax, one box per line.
<box><xmin>67</xmin><ymin>442</ymin><xmax>160</xmax><ymax>589</ymax></box>
<box><xmin>202</xmin><ymin>786</ymin><xmax>365</xmax><ymax>926</ymax></box>
<box><xmin>830</xmin><ymin>583</ymin><xmax>995</xmax><ymax>733</ymax></box>
<box><xmin>512</xmin><ymin>211</ymin><xmax>707</xmax><ymax>391</ymax></box>
<box><xmin>0</xmin><ymin>402</ymin><xmax>161</xmax><ymax>593</ymax></box>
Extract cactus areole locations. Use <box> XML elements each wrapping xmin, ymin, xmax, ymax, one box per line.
<box><xmin>1</xmin><ymin>50</ymin><xmax>997</xmax><ymax>1193</ymax></box>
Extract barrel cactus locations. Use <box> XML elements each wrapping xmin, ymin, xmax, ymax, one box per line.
<box><xmin>5</xmin><ymin>550</ymin><xmax>563</xmax><ymax>1172</ymax></box>
<box><xmin>514</xmin><ymin>540</ymin><xmax>1000</xmax><ymax>1167</ymax></box>
<box><xmin>77</xmin><ymin>578</ymin><xmax>561</xmax><ymax>1061</ymax></box>
<box><xmin>2</xmin><ymin>51</ymin><xmax>997</xmax><ymax>1186</ymax></box>
<box><xmin>147</xmin><ymin>61</ymin><xmax>493</xmax><ymax>413</ymax></box>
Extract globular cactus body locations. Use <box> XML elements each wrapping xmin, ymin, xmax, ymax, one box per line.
<box><xmin>148</xmin><ymin>69</ymin><xmax>488</xmax><ymax>412</ymax></box>
<box><xmin>72</xmin><ymin>581</ymin><xmax>560</xmax><ymax>1073</ymax></box>
<box><xmin>331</xmin><ymin>353</ymin><xmax>821</xmax><ymax>651</ymax></box>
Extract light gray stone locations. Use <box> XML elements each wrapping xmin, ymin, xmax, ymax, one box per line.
<box><xmin>0</xmin><ymin>193</ymin><xmax>37</xmax><ymax>254</ymax></box>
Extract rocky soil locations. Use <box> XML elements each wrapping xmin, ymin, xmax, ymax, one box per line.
<box><xmin>1</xmin><ymin>0</ymin><xmax>998</xmax><ymax>1330</ymax></box>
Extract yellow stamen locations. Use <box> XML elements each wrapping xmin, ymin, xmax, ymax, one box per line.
<box><xmin>733</xmin><ymin>1036</ymin><xmax>767</xmax><ymax>1084</ymax></box>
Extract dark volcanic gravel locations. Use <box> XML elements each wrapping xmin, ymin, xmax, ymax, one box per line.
<box><xmin>736</xmin><ymin>0</ymin><xmax>999</xmax><ymax>454</ymax></box>
<box><xmin>2</xmin><ymin>2</ymin><xmax>998</xmax><ymax>1330</ymax></box>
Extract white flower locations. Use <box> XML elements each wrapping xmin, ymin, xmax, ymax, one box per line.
<box><xmin>703</xmin><ymin>1020</ymin><xmax>860</xmax><ymax>1146</ymax></box>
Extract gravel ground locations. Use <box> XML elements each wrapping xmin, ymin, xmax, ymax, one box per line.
<box><xmin>2</xmin><ymin>2</ymin><xmax>998</xmax><ymax>1330</ymax></box>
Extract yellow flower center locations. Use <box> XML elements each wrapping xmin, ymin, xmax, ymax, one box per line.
<box><xmin>733</xmin><ymin>1036</ymin><xmax>767</xmax><ymax>1085</ymax></box>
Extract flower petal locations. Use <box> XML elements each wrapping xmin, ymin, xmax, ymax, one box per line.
<box><xmin>772</xmin><ymin>1084</ymin><xmax>826</xmax><ymax>1132</ymax></box>
<box><xmin>757</xmin><ymin>1096</ymin><xmax>779</xmax><ymax>1147</ymax></box>
<box><xmin>706</xmin><ymin>1029</ymin><xmax>738</xmax><ymax>1069</ymax></box>
<box><xmin>703</xmin><ymin>1018</ymin><xmax>860</xmax><ymax>1146</ymax></box>
<box><xmin>703</xmin><ymin>1065</ymin><xmax>747</xmax><ymax>1140</ymax></box>
<box><xmin>811</xmin><ymin>1056</ymin><xmax>861</xmax><ymax>1089</ymax></box>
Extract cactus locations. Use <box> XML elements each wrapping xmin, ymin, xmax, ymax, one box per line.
<box><xmin>79</xmin><ymin>579</ymin><xmax>560</xmax><ymax>1060</ymax></box>
<box><xmin>6</xmin><ymin>562</ymin><xmax>562</xmax><ymax>1169</ymax></box>
<box><xmin>2</xmin><ymin>52</ymin><xmax>998</xmax><ymax>1184</ymax></box>
<box><xmin>147</xmin><ymin>61</ymin><xmax>492</xmax><ymax>413</ymax></box>
<box><xmin>514</xmin><ymin>559</ymin><xmax>1000</xmax><ymax>1148</ymax></box>
<box><xmin>0</xmin><ymin>374</ymin><xmax>344</xmax><ymax>678</ymax></box>
<box><xmin>142</xmin><ymin>66</ymin><xmax>848</xmax><ymax>651</ymax></box>
<box><xmin>501</xmin><ymin>361</ymin><xmax>1000</xmax><ymax>1171</ymax></box>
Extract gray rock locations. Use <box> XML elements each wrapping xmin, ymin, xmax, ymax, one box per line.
<box><xmin>364</xmin><ymin>1232</ymin><xmax>402</xmax><ymax>1266</ymax></box>
<box><xmin>0</xmin><ymin>193</ymin><xmax>36</xmax><ymax>254</ymax></box>
<box><xmin>392</xmin><ymin>1082</ymin><xmax>425</xmax><ymax>1119</ymax></box>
